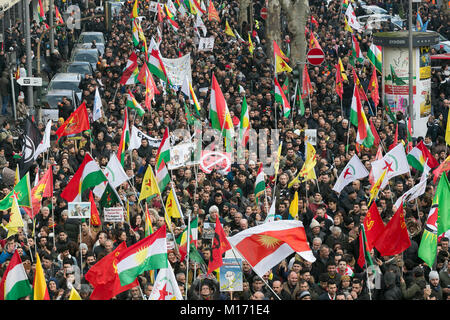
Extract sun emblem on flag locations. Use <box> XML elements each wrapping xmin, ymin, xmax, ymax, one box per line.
<box><xmin>135</xmin><ymin>246</ymin><xmax>149</xmax><ymax>264</ymax></box>
<box><xmin>257</xmin><ymin>235</ymin><xmax>281</xmax><ymax>249</ymax></box>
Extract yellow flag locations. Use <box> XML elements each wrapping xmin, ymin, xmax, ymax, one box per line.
<box><xmin>14</xmin><ymin>165</ymin><xmax>20</xmax><ymax>186</ymax></box>
<box><xmin>446</xmin><ymin>107</ymin><xmax>450</xmax><ymax>146</ymax></box>
<box><xmin>225</xmin><ymin>20</ymin><xmax>236</xmax><ymax>37</ymax></box>
<box><xmin>369</xmin><ymin>169</ymin><xmax>387</xmax><ymax>206</ymax></box>
<box><xmin>165</xmin><ymin>186</ymin><xmax>182</xmax><ymax>219</ymax></box>
<box><xmin>248</xmin><ymin>33</ymin><xmax>254</xmax><ymax>54</ymax></box>
<box><xmin>6</xmin><ymin>195</ymin><xmax>24</xmax><ymax>238</ymax></box>
<box><xmin>139</xmin><ymin>165</ymin><xmax>159</xmax><ymax>201</ymax></box>
<box><xmin>34</xmin><ymin>253</ymin><xmax>49</xmax><ymax>300</ymax></box>
<box><xmin>125</xmin><ymin>200</ymin><xmax>130</xmax><ymax>224</ymax></box>
<box><xmin>132</xmin><ymin>0</ymin><xmax>139</xmax><ymax>18</ymax></box>
<box><xmin>273</xmin><ymin>142</ymin><xmax>283</xmax><ymax>179</ymax></box>
<box><xmin>338</xmin><ymin>58</ymin><xmax>349</xmax><ymax>82</ymax></box>
<box><xmin>288</xmin><ymin>142</ymin><xmax>317</xmax><ymax>187</ymax></box>
<box><xmin>289</xmin><ymin>191</ymin><xmax>299</xmax><ymax>220</ymax></box>
<box><xmin>275</xmin><ymin>54</ymin><xmax>293</xmax><ymax>73</ymax></box>
<box><xmin>189</xmin><ymin>0</ymin><xmax>198</xmax><ymax>14</ymax></box>
<box><xmin>69</xmin><ymin>287</ymin><xmax>82</xmax><ymax>300</ymax></box>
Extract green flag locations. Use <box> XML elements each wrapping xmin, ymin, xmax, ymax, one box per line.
<box><xmin>184</xmin><ymin>102</ymin><xmax>195</xmax><ymax>125</ymax></box>
<box><xmin>100</xmin><ymin>183</ymin><xmax>122</xmax><ymax>208</ymax></box>
<box><xmin>295</xmin><ymin>82</ymin><xmax>305</xmax><ymax>117</ymax></box>
<box><xmin>188</xmin><ymin>243</ymin><xmax>205</xmax><ymax>265</ymax></box>
<box><xmin>0</xmin><ymin>173</ymin><xmax>31</xmax><ymax>210</ymax></box>
<box><xmin>418</xmin><ymin>202</ymin><xmax>438</xmax><ymax>267</ymax></box>
<box><xmin>390</xmin><ymin>64</ymin><xmax>407</xmax><ymax>85</ymax></box>
<box><xmin>437</xmin><ymin>173</ymin><xmax>450</xmax><ymax>236</ymax></box>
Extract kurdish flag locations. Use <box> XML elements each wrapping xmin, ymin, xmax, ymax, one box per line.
<box><xmin>350</xmin><ymin>34</ymin><xmax>364</xmax><ymax>66</ymax></box>
<box><xmin>120</xmin><ymin>52</ymin><xmax>139</xmax><ymax>85</ymax></box>
<box><xmin>239</xmin><ymin>95</ymin><xmax>250</xmax><ymax>147</ymax></box>
<box><xmin>274</xmin><ymin>77</ymin><xmax>291</xmax><ymax>117</ymax></box>
<box><xmin>210</xmin><ymin>73</ymin><xmax>234</xmax><ymax>151</ymax></box>
<box><xmin>156</xmin><ymin>159</ymin><xmax>171</xmax><ymax>192</ymax></box>
<box><xmin>126</xmin><ymin>90</ymin><xmax>145</xmax><ymax>116</ymax></box>
<box><xmin>367</xmin><ymin>43</ymin><xmax>382</xmax><ymax>74</ymax></box>
<box><xmin>147</xmin><ymin>49</ymin><xmax>169</xmax><ymax>83</ymax></box>
<box><xmin>117</xmin><ymin>107</ymin><xmax>130</xmax><ymax>166</ymax></box>
<box><xmin>132</xmin><ymin>19</ymin><xmax>141</xmax><ymax>47</ymax></box>
<box><xmin>38</xmin><ymin>0</ymin><xmax>45</xmax><ymax>22</ymax></box>
<box><xmin>407</xmin><ymin>140</ymin><xmax>439</xmax><ymax>173</ymax></box>
<box><xmin>418</xmin><ymin>197</ymin><xmax>439</xmax><ymax>267</ymax></box>
<box><xmin>156</xmin><ymin>128</ymin><xmax>170</xmax><ymax>170</ymax></box>
<box><xmin>254</xmin><ymin>163</ymin><xmax>265</xmax><ymax>204</ymax></box>
<box><xmin>177</xmin><ymin>217</ymin><xmax>198</xmax><ymax>262</ymax></box>
<box><xmin>117</xmin><ymin>225</ymin><xmax>168</xmax><ymax>286</ymax></box>
<box><xmin>350</xmin><ymin>84</ymin><xmax>374</xmax><ymax>148</ymax></box>
<box><xmin>60</xmin><ymin>153</ymin><xmax>107</xmax><ymax>202</ymax></box>
<box><xmin>0</xmin><ymin>251</ymin><xmax>32</xmax><ymax>300</ymax></box>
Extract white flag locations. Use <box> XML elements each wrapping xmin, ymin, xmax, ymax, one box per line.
<box><xmin>128</xmin><ymin>125</ymin><xmax>162</xmax><ymax>151</ymax></box>
<box><xmin>332</xmin><ymin>154</ymin><xmax>369</xmax><ymax>193</ymax></box>
<box><xmin>394</xmin><ymin>162</ymin><xmax>429</xmax><ymax>209</ymax></box>
<box><xmin>166</xmin><ymin>0</ymin><xmax>177</xmax><ymax>15</ymax></box>
<box><xmin>34</xmin><ymin>120</ymin><xmax>52</xmax><ymax>161</ymax></box>
<box><xmin>265</xmin><ymin>199</ymin><xmax>277</xmax><ymax>223</ymax></box>
<box><xmin>195</xmin><ymin>13</ymin><xmax>207</xmax><ymax>37</ymax></box>
<box><xmin>149</xmin><ymin>263</ymin><xmax>184</xmax><ymax>300</ymax></box>
<box><xmin>93</xmin><ymin>87</ymin><xmax>103</xmax><ymax>121</ymax></box>
<box><xmin>93</xmin><ymin>153</ymin><xmax>130</xmax><ymax>198</ymax></box>
<box><xmin>345</xmin><ymin>4</ymin><xmax>363</xmax><ymax>32</ymax></box>
<box><xmin>371</xmin><ymin>143</ymin><xmax>410</xmax><ymax>190</ymax></box>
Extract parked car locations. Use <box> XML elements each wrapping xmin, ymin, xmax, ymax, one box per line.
<box><xmin>65</xmin><ymin>61</ymin><xmax>94</xmax><ymax>77</ymax></box>
<box><xmin>39</xmin><ymin>89</ymin><xmax>81</xmax><ymax>122</ymax></box>
<box><xmin>47</xmin><ymin>73</ymin><xmax>82</xmax><ymax>95</ymax></box>
<box><xmin>357</xmin><ymin>14</ymin><xmax>404</xmax><ymax>34</ymax></box>
<box><xmin>77</xmin><ymin>31</ymin><xmax>106</xmax><ymax>55</ymax></box>
<box><xmin>70</xmin><ymin>48</ymin><xmax>99</xmax><ymax>71</ymax></box>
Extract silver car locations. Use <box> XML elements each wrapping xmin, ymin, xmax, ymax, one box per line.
<box><xmin>70</xmin><ymin>48</ymin><xmax>100</xmax><ymax>71</ymax></box>
<box><xmin>78</xmin><ymin>31</ymin><xmax>105</xmax><ymax>55</ymax></box>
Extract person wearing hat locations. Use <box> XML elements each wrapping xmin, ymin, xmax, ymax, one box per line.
<box><xmin>15</xmin><ymin>91</ymin><xmax>28</xmax><ymax>120</ymax></box>
<box><xmin>296</xmin><ymin>290</ymin><xmax>312</xmax><ymax>300</ymax></box>
<box><xmin>428</xmin><ymin>270</ymin><xmax>443</xmax><ymax>300</ymax></box>
<box><xmin>306</xmin><ymin>218</ymin><xmax>326</xmax><ymax>244</ymax></box>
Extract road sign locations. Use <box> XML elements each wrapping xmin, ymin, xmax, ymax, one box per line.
<box><xmin>306</xmin><ymin>48</ymin><xmax>325</xmax><ymax>66</ymax></box>
<box><xmin>17</xmin><ymin>77</ymin><xmax>42</xmax><ymax>86</ymax></box>
<box><xmin>260</xmin><ymin>7</ymin><xmax>267</xmax><ymax>20</ymax></box>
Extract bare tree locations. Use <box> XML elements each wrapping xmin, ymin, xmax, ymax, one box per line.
<box><xmin>266</xmin><ymin>0</ymin><xmax>282</xmax><ymax>61</ymax></box>
<box><xmin>239</xmin><ymin>0</ymin><xmax>252</xmax><ymax>34</ymax></box>
<box><xmin>280</xmin><ymin>0</ymin><xmax>309</xmax><ymax>72</ymax></box>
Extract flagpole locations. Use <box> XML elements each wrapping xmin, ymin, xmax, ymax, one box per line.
<box><xmin>184</xmin><ymin>212</ymin><xmax>191</xmax><ymax>299</ymax></box>
<box><xmin>150</xmin><ymin>165</ymin><xmax>180</xmax><ymax>255</ymax></box>
<box><xmin>229</xmin><ymin>244</ymin><xmax>282</xmax><ymax>300</ymax></box>
<box><xmin>79</xmin><ymin>224</ymin><xmax>83</xmax><ymax>283</ymax></box>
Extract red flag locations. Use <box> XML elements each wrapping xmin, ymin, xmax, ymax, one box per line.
<box><xmin>358</xmin><ymin>202</ymin><xmax>384</xmax><ymax>267</ymax></box>
<box><xmin>208</xmin><ymin>0</ymin><xmax>220</xmax><ymax>22</ymax></box>
<box><xmin>388</xmin><ymin>123</ymin><xmax>398</xmax><ymax>151</ymax></box>
<box><xmin>157</xmin><ymin>4</ymin><xmax>165</xmax><ymax>23</ymax></box>
<box><xmin>368</xmin><ymin>67</ymin><xmax>379</xmax><ymax>106</ymax></box>
<box><xmin>23</xmin><ymin>166</ymin><xmax>53</xmax><ymax>219</ymax></box>
<box><xmin>85</xmin><ymin>242</ymin><xmax>139</xmax><ymax>300</ymax></box>
<box><xmin>335</xmin><ymin>64</ymin><xmax>343</xmax><ymax>99</ymax></box>
<box><xmin>374</xmin><ymin>205</ymin><xmax>411</xmax><ymax>257</ymax></box>
<box><xmin>302</xmin><ymin>66</ymin><xmax>313</xmax><ymax>99</ymax></box>
<box><xmin>138</xmin><ymin>63</ymin><xmax>159</xmax><ymax>111</ymax></box>
<box><xmin>369</xmin><ymin>118</ymin><xmax>380</xmax><ymax>147</ymax></box>
<box><xmin>433</xmin><ymin>156</ymin><xmax>450</xmax><ymax>184</ymax></box>
<box><xmin>55</xmin><ymin>102</ymin><xmax>90</xmax><ymax>141</ymax></box>
<box><xmin>311</xmin><ymin>16</ymin><xmax>319</xmax><ymax>29</ymax></box>
<box><xmin>89</xmin><ymin>191</ymin><xmax>102</xmax><ymax>226</ymax></box>
<box><xmin>207</xmin><ymin>214</ymin><xmax>232</xmax><ymax>275</ymax></box>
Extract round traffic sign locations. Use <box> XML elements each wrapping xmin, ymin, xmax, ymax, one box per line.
<box><xmin>306</xmin><ymin>47</ymin><xmax>325</xmax><ymax>66</ymax></box>
<box><xmin>260</xmin><ymin>7</ymin><xmax>267</xmax><ymax>20</ymax></box>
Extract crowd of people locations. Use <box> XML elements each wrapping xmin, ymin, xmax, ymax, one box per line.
<box><xmin>0</xmin><ymin>0</ymin><xmax>449</xmax><ymax>300</ymax></box>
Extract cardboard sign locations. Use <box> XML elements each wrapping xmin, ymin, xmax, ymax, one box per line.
<box><xmin>103</xmin><ymin>207</ymin><xmax>124</xmax><ymax>222</ymax></box>
<box><xmin>198</xmin><ymin>37</ymin><xmax>215</xmax><ymax>52</ymax></box>
<box><xmin>220</xmin><ymin>258</ymin><xmax>243</xmax><ymax>292</ymax></box>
